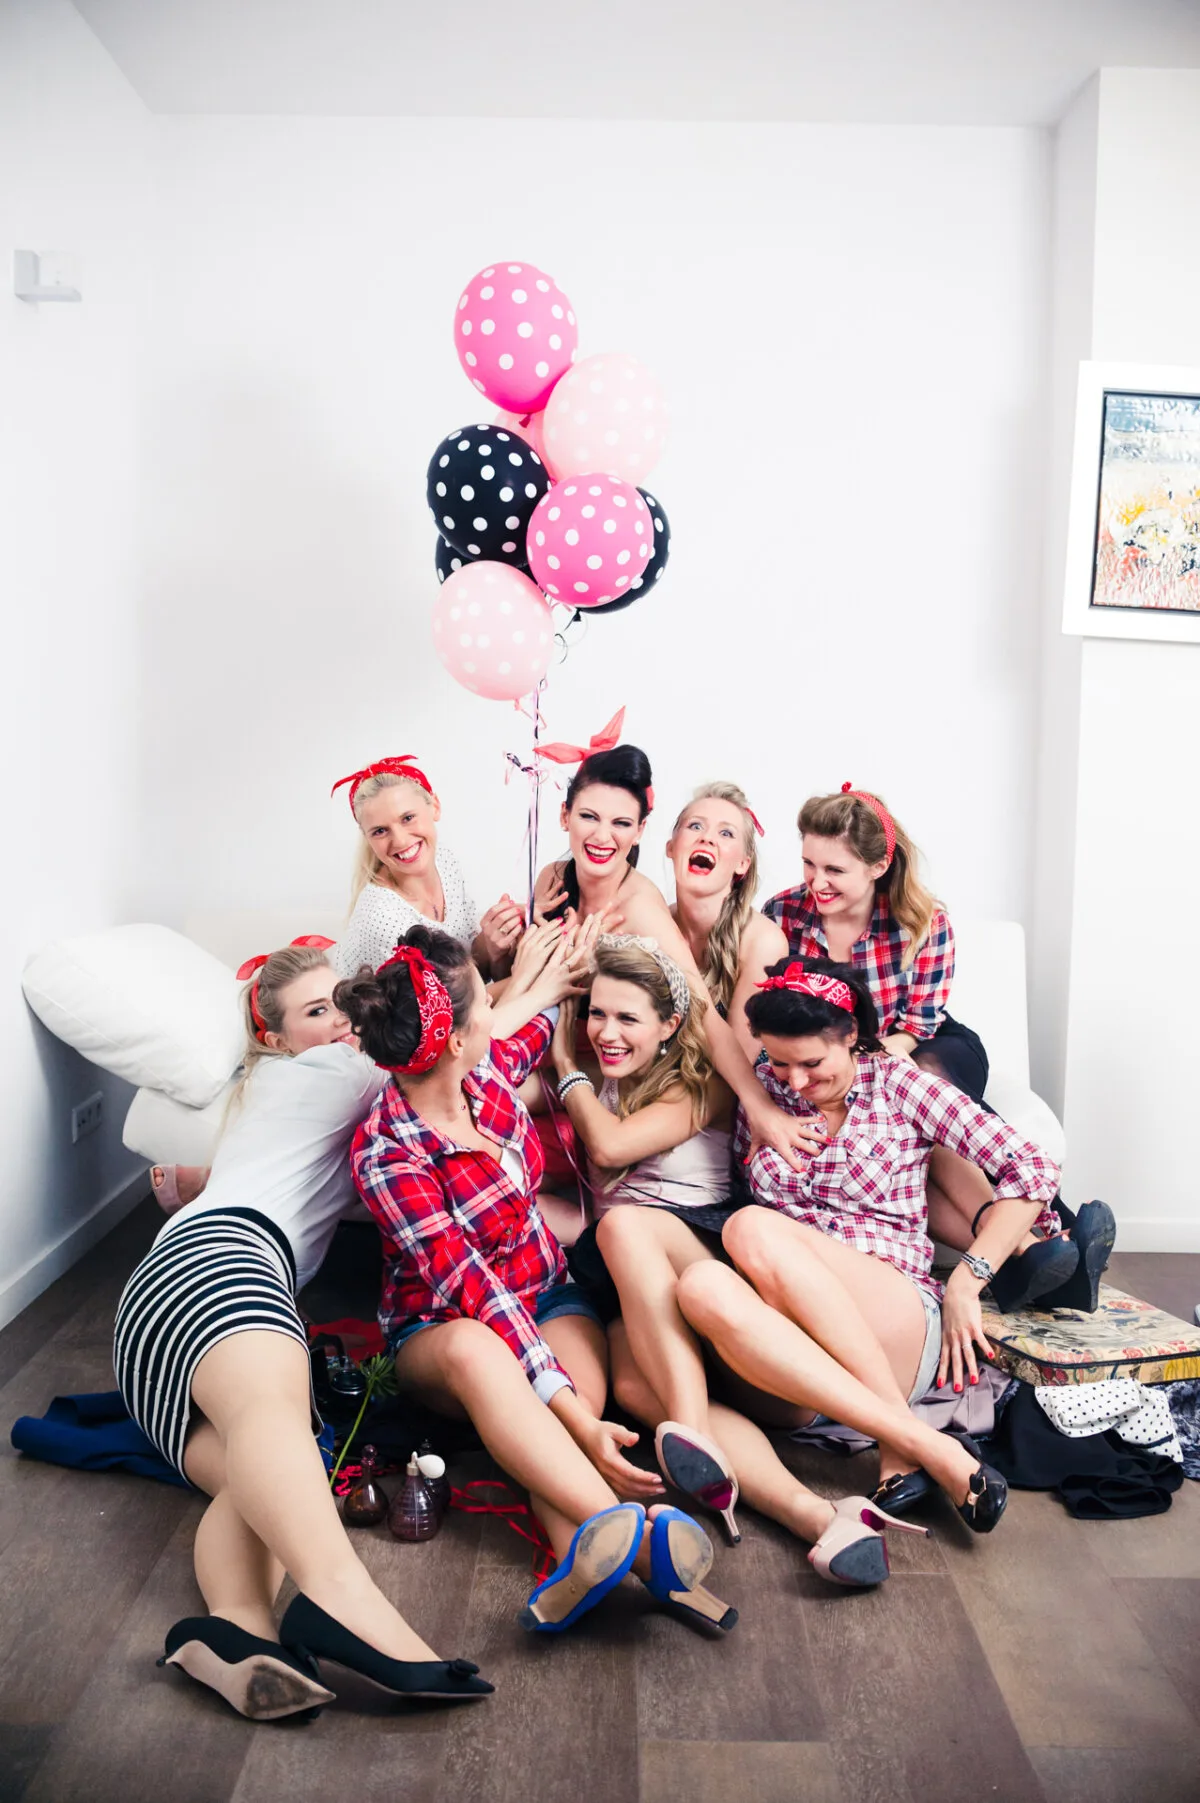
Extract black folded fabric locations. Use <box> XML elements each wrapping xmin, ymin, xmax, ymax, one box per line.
<box><xmin>985</xmin><ymin>1382</ymin><xmax>1183</xmax><ymax>1519</ymax></box>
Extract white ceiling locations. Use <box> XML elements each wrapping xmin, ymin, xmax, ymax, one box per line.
<box><xmin>73</xmin><ymin>0</ymin><xmax>1200</xmax><ymax>125</ymax></box>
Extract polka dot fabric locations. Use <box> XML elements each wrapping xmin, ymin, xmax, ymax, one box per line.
<box><xmin>590</xmin><ymin>488</ymin><xmax>671</xmax><ymax>615</ymax></box>
<box><xmin>431</xmin><ymin>561</ymin><xmax>554</xmax><ymax>702</ymax></box>
<box><xmin>542</xmin><ymin>352</ymin><xmax>668</xmax><ymax>485</ymax></box>
<box><xmin>426</xmin><ymin>424</ymin><xmax>549</xmax><ymax>564</ymax></box>
<box><xmin>454</xmin><ymin>262</ymin><xmax>579</xmax><ymax>414</ymax></box>
<box><xmin>525</xmin><ymin>474</ymin><xmax>652</xmax><ymax>608</ymax></box>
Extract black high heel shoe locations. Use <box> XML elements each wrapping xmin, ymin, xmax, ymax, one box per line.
<box><xmin>952</xmin><ymin>1434</ymin><xmax>1008</xmax><ymax>1534</ymax></box>
<box><xmin>985</xmin><ymin>1235</ymin><xmax>1080</xmax><ymax>1314</ymax></box>
<box><xmin>1032</xmin><ymin>1200</ymin><xmax>1116</xmax><ymax>1313</ymax></box>
<box><xmin>278</xmin><ymin>1594</ymin><xmax>494</xmax><ymax>1701</ymax></box>
<box><xmin>157</xmin><ymin>1616</ymin><xmax>336</xmax><ymax>1721</ymax></box>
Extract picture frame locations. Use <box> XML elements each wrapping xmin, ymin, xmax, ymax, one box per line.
<box><xmin>1062</xmin><ymin>360</ymin><xmax>1200</xmax><ymax>643</ymax></box>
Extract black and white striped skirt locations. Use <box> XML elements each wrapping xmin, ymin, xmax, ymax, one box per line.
<box><xmin>113</xmin><ymin>1207</ymin><xmax>312</xmax><ymax>1480</ymax></box>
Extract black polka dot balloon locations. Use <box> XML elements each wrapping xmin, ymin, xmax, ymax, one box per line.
<box><xmin>589</xmin><ymin>489</ymin><xmax>671</xmax><ymax>616</ymax></box>
<box><xmin>426</xmin><ymin>424</ymin><xmax>550</xmax><ymax>566</ymax></box>
<box><xmin>435</xmin><ymin>534</ymin><xmax>473</xmax><ymax>584</ymax></box>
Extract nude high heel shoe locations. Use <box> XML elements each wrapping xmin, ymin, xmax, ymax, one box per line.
<box><xmin>808</xmin><ymin>1496</ymin><xmax>929</xmax><ymax>1588</ymax></box>
<box><xmin>655</xmin><ymin>1422</ymin><xmax>741</xmax><ymax>1545</ymax></box>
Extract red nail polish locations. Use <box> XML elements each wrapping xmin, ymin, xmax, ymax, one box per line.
<box><xmin>936</xmin><ymin>1378</ymin><xmax>944</xmax><ymax>1389</ymax></box>
<box><xmin>970</xmin><ymin>1375</ymin><xmax>978</xmax><ymax>1386</ymax></box>
<box><xmin>954</xmin><ymin>1383</ymin><xmax>962</xmax><ymax>1393</ymax></box>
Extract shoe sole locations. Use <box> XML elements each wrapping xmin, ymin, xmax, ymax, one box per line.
<box><xmin>660</xmin><ymin>1516</ymin><xmax>737</xmax><ymax>1630</ymax></box>
<box><xmin>1074</xmin><ymin>1200</ymin><xmax>1117</xmax><ymax>1311</ymax></box>
<box><xmin>165</xmin><ymin>1643</ymin><xmax>335</xmax><ymax>1720</ymax></box>
<box><xmin>826</xmin><ymin>1538</ymin><xmax>891</xmax><ymax>1587</ymax></box>
<box><xmin>655</xmin><ymin>1426</ymin><xmax>741</xmax><ymax>1545</ymax></box>
<box><xmin>520</xmin><ymin>1507</ymin><xmax>642</xmax><ymax>1630</ymax></box>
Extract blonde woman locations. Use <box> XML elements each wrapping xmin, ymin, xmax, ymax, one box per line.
<box><xmin>333</xmin><ymin>755</ymin><xmax>524</xmax><ymax>981</ymax></box>
<box><xmin>113</xmin><ymin>940</ymin><xmax>496</xmax><ymax>1719</ymax></box>
<box><xmin>550</xmin><ymin>936</ymin><xmax>939</xmax><ymax>1587</ymax></box>
<box><xmin>667</xmin><ymin>782</ymin><xmax>786</xmax><ymax>1059</ymax></box>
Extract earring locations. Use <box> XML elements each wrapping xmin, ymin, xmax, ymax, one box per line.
<box><xmin>657</xmin><ymin>1043</ymin><xmax>667</xmax><ymax>1058</ymax></box>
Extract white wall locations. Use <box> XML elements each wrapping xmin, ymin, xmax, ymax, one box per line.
<box><xmin>1059</xmin><ymin>69</ymin><xmax>1200</xmax><ymax>1249</ymax></box>
<box><xmin>0</xmin><ymin>0</ymin><xmax>150</xmax><ymax>1324</ymax></box>
<box><xmin>140</xmin><ymin>118</ymin><xmax>1050</xmax><ymax>940</ymax></box>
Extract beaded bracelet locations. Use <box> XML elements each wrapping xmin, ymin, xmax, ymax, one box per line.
<box><xmin>556</xmin><ymin>1071</ymin><xmax>593</xmax><ymax>1102</ymax></box>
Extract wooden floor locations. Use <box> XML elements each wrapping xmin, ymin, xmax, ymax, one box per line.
<box><xmin>2</xmin><ymin>1201</ymin><xmax>1199</xmax><ymax>1803</ymax></box>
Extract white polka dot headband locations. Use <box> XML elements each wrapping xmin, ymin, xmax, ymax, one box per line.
<box><xmin>597</xmin><ymin>934</ymin><xmax>692</xmax><ymax>1021</ymax></box>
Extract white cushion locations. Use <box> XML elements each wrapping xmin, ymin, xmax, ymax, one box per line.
<box><xmin>122</xmin><ymin>1078</ymin><xmax>237</xmax><ymax>1164</ymax></box>
<box><xmin>23</xmin><ymin>924</ymin><xmax>243</xmax><ymax>1109</ymax></box>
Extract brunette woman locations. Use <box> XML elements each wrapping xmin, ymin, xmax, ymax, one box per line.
<box><xmin>340</xmin><ymin>925</ymin><xmax>736</xmax><ymax>1636</ymax></box>
<box><xmin>113</xmin><ymin>941</ymin><xmax>494</xmax><ymax>1720</ymax></box>
<box><xmin>763</xmin><ymin>784</ymin><xmax>1113</xmax><ymax>1311</ymax></box>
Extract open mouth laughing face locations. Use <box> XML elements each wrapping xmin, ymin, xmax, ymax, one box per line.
<box><xmin>669</xmin><ymin>798</ymin><xmax>751</xmax><ymax>896</ymax></box>
<box><xmin>357</xmin><ymin>783</ymin><xmax>442</xmax><ymax>883</ymax></box>
<box><xmin>562</xmin><ymin>783</ymin><xmax>646</xmax><ymax>876</ymax></box>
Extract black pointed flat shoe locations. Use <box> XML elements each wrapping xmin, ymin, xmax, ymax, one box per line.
<box><xmin>279</xmin><ymin>1594</ymin><xmax>493</xmax><ymax>1701</ymax></box>
<box><xmin>158</xmin><ymin>1616</ymin><xmax>336</xmax><ymax>1721</ymax></box>
<box><xmin>869</xmin><ymin>1468</ymin><xmax>936</xmax><ymax>1515</ymax></box>
<box><xmin>1033</xmin><ymin>1200</ymin><xmax>1116</xmax><ymax>1313</ymax></box>
<box><xmin>952</xmin><ymin>1434</ymin><xmax>1008</xmax><ymax>1535</ymax></box>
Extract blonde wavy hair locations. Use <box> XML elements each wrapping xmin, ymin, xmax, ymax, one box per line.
<box><xmin>229</xmin><ymin>942</ymin><xmax>336</xmax><ymax>1112</ymax></box>
<box><xmin>347</xmin><ymin>771</ymin><xmax>436</xmax><ymax>909</ymax></box>
<box><xmin>798</xmin><ymin>789</ymin><xmax>938</xmax><ymax>967</ymax></box>
<box><xmin>671</xmin><ymin>781</ymin><xmax>761</xmax><ymax>1015</ymax></box>
<box><xmin>589</xmin><ymin>939</ymin><xmax>712</xmax><ymax>1182</ymax></box>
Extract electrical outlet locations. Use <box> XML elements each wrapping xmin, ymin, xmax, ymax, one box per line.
<box><xmin>71</xmin><ymin>1093</ymin><xmax>104</xmax><ymax>1143</ymax></box>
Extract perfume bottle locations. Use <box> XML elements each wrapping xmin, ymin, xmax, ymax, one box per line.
<box><xmin>416</xmin><ymin>1446</ymin><xmax>451</xmax><ymax>1521</ymax></box>
<box><xmin>341</xmin><ymin>1444</ymin><xmax>387</xmax><ymax>1528</ymax></box>
<box><xmin>389</xmin><ymin>1453</ymin><xmax>441</xmax><ymax>1542</ymax></box>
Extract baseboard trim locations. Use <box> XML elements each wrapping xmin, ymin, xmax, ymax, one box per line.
<box><xmin>0</xmin><ymin>1166</ymin><xmax>150</xmax><ymax>1333</ymax></box>
<box><xmin>1115</xmin><ymin>1220</ymin><xmax>1200</xmax><ymax>1255</ymax></box>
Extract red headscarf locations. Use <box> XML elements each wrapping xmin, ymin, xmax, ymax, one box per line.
<box><xmin>840</xmin><ymin>781</ymin><xmax>896</xmax><ymax>865</ymax></box>
<box><xmin>757</xmin><ymin>963</ymin><xmax>856</xmax><ymax>1015</ymax></box>
<box><xmin>376</xmin><ymin>944</ymin><xmax>455</xmax><ymax>1075</ymax></box>
<box><xmin>236</xmin><ymin>936</ymin><xmax>337</xmax><ymax>1042</ymax></box>
<box><xmin>331</xmin><ymin>756</ymin><xmax>434</xmax><ymax>815</ymax></box>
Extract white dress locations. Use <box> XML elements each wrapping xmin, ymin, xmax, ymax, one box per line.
<box><xmin>335</xmin><ymin>846</ymin><xmax>480</xmax><ymax>978</ymax></box>
<box><xmin>591</xmin><ymin>1079</ymin><xmax>733</xmax><ymax>1217</ymax></box>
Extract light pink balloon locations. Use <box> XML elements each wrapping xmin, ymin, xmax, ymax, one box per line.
<box><xmin>525</xmin><ymin>475</ymin><xmax>653</xmax><ymax>609</ymax></box>
<box><xmin>455</xmin><ymin>262</ymin><xmax>578</xmax><ymax>413</ymax></box>
<box><xmin>493</xmin><ymin>406</ymin><xmax>559</xmax><ymax>478</ymax></box>
<box><xmin>431</xmin><ymin>562</ymin><xmax>554</xmax><ymax>701</ymax></box>
<box><xmin>542</xmin><ymin>352</ymin><xmax>669</xmax><ymax>485</ymax></box>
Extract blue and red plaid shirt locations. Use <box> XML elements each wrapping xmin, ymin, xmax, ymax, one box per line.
<box><xmin>350</xmin><ymin>1015</ymin><xmax>572</xmax><ymax>1403</ymax></box>
<box><xmin>734</xmin><ymin>1055</ymin><xmax>1061</xmax><ymax>1300</ymax></box>
<box><xmin>761</xmin><ymin>886</ymin><xmax>954</xmax><ymax>1041</ymax></box>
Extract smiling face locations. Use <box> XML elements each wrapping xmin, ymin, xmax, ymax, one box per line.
<box><xmin>357</xmin><ymin>781</ymin><xmax>441</xmax><ymax>885</ymax></box>
<box><xmin>668</xmin><ymin>796</ymin><xmax>751</xmax><ymax>901</ymax></box>
<box><xmin>266</xmin><ymin>964</ymin><xmax>358</xmax><ymax>1055</ymax></box>
<box><xmin>758</xmin><ymin>1028</ymin><xmax>857</xmax><ymax>1109</ymax></box>
<box><xmin>561</xmin><ymin>781</ymin><xmax>646</xmax><ymax>877</ymax></box>
<box><xmin>586</xmin><ymin>973</ymin><xmax>679</xmax><ymax>1079</ymax></box>
<box><xmin>802</xmin><ymin>832</ymin><xmax>888</xmax><ymax>922</ymax></box>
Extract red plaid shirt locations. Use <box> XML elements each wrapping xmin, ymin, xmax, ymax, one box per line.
<box><xmin>762</xmin><ymin>886</ymin><xmax>954</xmax><ymax>1041</ymax></box>
<box><xmin>733</xmin><ymin>1056</ymin><xmax>1061</xmax><ymax>1300</ymax></box>
<box><xmin>350</xmin><ymin>1015</ymin><xmax>572</xmax><ymax>1402</ymax></box>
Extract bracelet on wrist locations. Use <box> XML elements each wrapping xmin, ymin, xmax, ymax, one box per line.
<box><xmin>958</xmin><ymin>1251</ymin><xmax>996</xmax><ymax>1286</ymax></box>
<box><xmin>556</xmin><ymin>1070</ymin><xmax>592</xmax><ymax>1102</ymax></box>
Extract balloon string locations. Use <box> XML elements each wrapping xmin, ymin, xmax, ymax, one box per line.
<box><xmin>506</xmin><ymin>679</ymin><xmax>549</xmax><ymax>917</ymax></box>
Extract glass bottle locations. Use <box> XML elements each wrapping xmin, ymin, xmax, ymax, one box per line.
<box><xmin>389</xmin><ymin>1452</ymin><xmax>441</xmax><ymax>1542</ymax></box>
<box><xmin>341</xmin><ymin>1443</ymin><xmax>387</xmax><ymax>1528</ymax></box>
<box><xmin>416</xmin><ymin>1447</ymin><xmax>451</xmax><ymax>1521</ymax></box>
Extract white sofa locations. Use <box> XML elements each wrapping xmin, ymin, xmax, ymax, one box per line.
<box><xmin>118</xmin><ymin>912</ymin><xmax>1065</xmax><ymax>1171</ymax></box>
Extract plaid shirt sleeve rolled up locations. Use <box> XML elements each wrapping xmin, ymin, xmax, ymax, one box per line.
<box><xmin>351</xmin><ymin>1017</ymin><xmax>573</xmax><ymax>1404</ymax></box>
<box><xmin>734</xmin><ymin>1057</ymin><xmax>1061</xmax><ymax>1299</ymax></box>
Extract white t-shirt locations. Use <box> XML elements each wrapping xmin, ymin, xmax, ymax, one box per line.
<box><xmin>334</xmin><ymin>846</ymin><xmax>480</xmax><ymax>977</ymax></box>
<box><xmin>156</xmin><ymin>1043</ymin><xmax>386</xmax><ymax>1290</ymax></box>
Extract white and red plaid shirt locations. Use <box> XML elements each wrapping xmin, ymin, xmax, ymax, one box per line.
<box><xmin>733</xmin><ymin>1056</ymin><xmax>1061</xmax><ymax>1300</ymax></box>
<box><xmin>762</xmin><ymin>886</ymin><xmax>954</xmax><ymax>1041</ymax></box>
<box><xmin>350</xmin><ymin>1015</ymin><xmax>573</xmax><ymax>1402</ymax></box>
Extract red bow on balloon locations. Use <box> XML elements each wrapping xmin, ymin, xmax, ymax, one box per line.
<box><xmin>536</xmin><ymin>707</ymin><xmax>626</xmax><ymax>767</ymax></box>
<box><xmin>331</xmin><ymin>756</ymin><xmax>433</xmax><ymax>815</ymax></box>
<box><xmin>236</xmin><ymin>936</ymin><xmax>337</xmax><ymax>1041</ymax></box>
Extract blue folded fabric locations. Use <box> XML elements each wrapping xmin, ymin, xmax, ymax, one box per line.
<box><xmin>10</xmin><ymin>1391</ymin><xmax>190</xmax><ymax>1488</ymax></box>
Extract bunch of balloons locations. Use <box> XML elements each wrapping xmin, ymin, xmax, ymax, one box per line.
<box><xmin>428</xmin><ymin>260</ymin><xmax>672</xmax><ymax>702</ymax></box>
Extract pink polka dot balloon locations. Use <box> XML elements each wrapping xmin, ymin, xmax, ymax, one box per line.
<box><xmin>494</xmin><ymin>407</ymin><xmax>558</xmax><ymax>478</ymax></box>
<box><xmin>542</xmin><ymin>352</ymin><xmax>669</xmax><ymax>485</ymax></box>
<box><xmin>455</xmin><ymin>263</ymin><xmax>578</xmax><ymax>414</ymax></box>
<box><xmin>431</xmin><ymin>561</ymin><xmax>554</xmax><ymax>702</ymax></box>
<box><xmin>525</xmin><ymin>475</ymin><xmax>653</xmax><ymax>609</ymax></box>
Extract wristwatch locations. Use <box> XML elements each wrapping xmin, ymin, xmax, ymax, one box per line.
<box><xmin>959</xmin><ymin>1251</ymin><xmax>996</xmax><ymax>1286</ymax></box>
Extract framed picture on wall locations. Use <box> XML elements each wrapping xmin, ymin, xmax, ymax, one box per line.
<box><xmin>1062</xmin><ymin>361</ymin><xmax>1200</xmax><ymax>643</ymax></box>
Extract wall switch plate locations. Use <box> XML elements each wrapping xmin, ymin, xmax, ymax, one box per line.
<box><xmin>71</xmin><ymin>1092</ymin><xmax>104</xmax><ymax>1143</ymax></box>
<box><xmin>14</xmin><ymin>248</ymin><xmax>82</xmax><ymax>302</ymax></box>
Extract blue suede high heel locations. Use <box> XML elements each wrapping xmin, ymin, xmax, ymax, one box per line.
<box><xmin>641</xmin><ymin>1506</ymin><xmax>738</xmax><ymax>1632</ymax></box>
<box><xmin>520</xmin><ymin>1502</ymin><xmax>645</xmax><ymax>1633</ymax></box>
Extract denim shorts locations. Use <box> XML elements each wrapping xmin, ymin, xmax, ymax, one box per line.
<box><xmin>387</xmin><ymin>1279</ymin><xmax>604</xmax><ymax>1359</ymax></box>
<box><xmin>910</xmin><ymin>1286</ymin><xmax>943</xmax><ymax>1403</ymax></box>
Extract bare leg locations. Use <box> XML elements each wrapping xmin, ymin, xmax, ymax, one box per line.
<box><xmin>675</xmin><ymin>1261</ymin><xmax>981</xmax><ymax>1505</ymax></box>
<box><xmin>189</xmin><ymin>1331</ymin><xmax>438</xmax><ymax>1661</ymax></box>
<box><xmin>184</xmin><ymin>1422</ymin><xmax>284</xmax><ymax>1640</ymax></box>
<box><xmin>396</xmin><ymin>1317</ymin><xmax>621</xmax><ymax>1561</ymax></box>
<box><xmin>610</xmin><ymin>1323</ymin><xmax>835</xmax><ymax>1546</ymax></box>
<box><xmin>597</xmin><ymin>1206</ymin><xmax>716</xmax><ymax>1430</ymax></box>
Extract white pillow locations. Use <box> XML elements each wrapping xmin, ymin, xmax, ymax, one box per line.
<box><xmin>123</xmin><ymin>1078</ymin><xmax>238</xmax><ymax>1165</ymax></box>
<box><xmin>23</xmin><ymin>924</ymin><xmax>244</xmax><ymax>1108</ymax></box>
